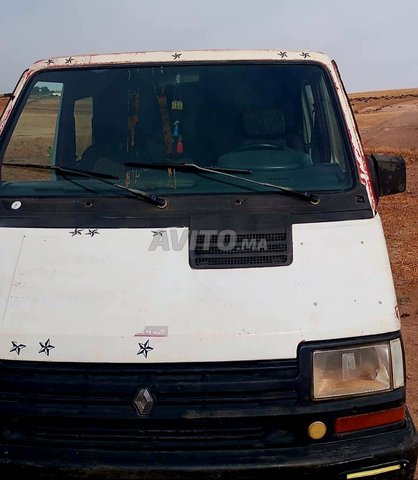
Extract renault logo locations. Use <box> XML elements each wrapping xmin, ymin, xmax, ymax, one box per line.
<box><xmin>133</xmin><ymin>388</ymin><xmax>155</xmax><ymax>416</ymax></box>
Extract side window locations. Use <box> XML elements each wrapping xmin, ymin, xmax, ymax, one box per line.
<box><xmin>2</xmin><ymin>81</ymin><xmax>63</xmax><ymax>181</ymax></box>
<box><xmin>74</xmin><ymin>97</ymin><xmax>93</xmax><ymax>161</ymax></box>
<box><xmin>318</xmin><ymin>77</ymin><xmax>349</xmax><ymax>171</ymax></box>
<box><xmin>301</xmin><ymin>79</ymin><xmax>349</xmax><ymax>172</ymax></box>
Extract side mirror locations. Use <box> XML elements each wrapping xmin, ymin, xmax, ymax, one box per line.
<box><xmin>366</xmin><ymin>154</ymin><xmax>406</xmax><ymax>198</ymax></box>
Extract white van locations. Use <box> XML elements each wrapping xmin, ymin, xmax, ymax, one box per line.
<box><xmin>0</xmin><ymin>50</ymin><xmax>416</xmax><ymax>479</ymax></box>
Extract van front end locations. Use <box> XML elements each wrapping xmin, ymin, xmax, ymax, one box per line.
<box><xmin>0</xmin><ymin>50</ymin><xmax>416</xmax><ymax>478</ymax></box>
<box><xmin>0</xmin><ymin>219</ymin><xmax>416</xmax><ymax>479</ymax></box>
<box><xmin>0</xmin><ymin>344</ymin><xmax>416</xmax><ymax>479</ymax></box>
<box><xmin>0</xmin><ymin>334</ymin><xmax>417</xmax><ymax>480</ymax></box>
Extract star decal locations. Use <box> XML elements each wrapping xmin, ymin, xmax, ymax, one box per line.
<box><xmin>137</xmin><ymin>340</ymin><xmax>154</xmax><ymax>358</ymax></box>
<box><xmin>39</xmin><ymin>338</ymin><xmax>55</xmax><ymax>356</ymax></box>
<box><xmin>278</xmin><ymin>51</ymin><xmax>288</xmax><ymax>58</ymax></box>
<box><xmin>300</xmin><ymin>52</ymin><xmax>310</xmax><ymax>58</ymax></box>
<box><xmin>46</xmin><ymin>59</ymin><xmax>54</xmax><ymax>65</ymax></box>
<box><xmin>85</xmin><ymin>229</ymin><xmax>99</xmax><ymax>237</ymax></box>
<box><xmin>172</xmin><ymin>52</ymin><xmax>182</xmax><ymax>60</ymax></box>
<box><xmin>70</xmin><ymin>228</ymin><xmax>83</xmax><ymax>236</ymax></box>
<box><xmin>65</xmin><ymin>57</ymin><xmax>74</xmax><ymax>64</ymax></box>
<box><xmin>10</xmin><ymin>341</ymin><xmax>26</xmax><ymax>356</ymax></box>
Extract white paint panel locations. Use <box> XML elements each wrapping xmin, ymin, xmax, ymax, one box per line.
<box><xmin>0</xmin><ymin>216</ymin><xmax>398</xmax><ymax>363</ymax></box>
<box><xmin>0</xmin><ymin>230</ymin><xmax>25</xmax><ymax>323</ymax></box>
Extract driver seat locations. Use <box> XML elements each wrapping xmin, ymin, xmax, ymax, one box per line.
<box><xmin>217</xmin><ymin>106</ymin><xmax>312</xmax><ymax>170</ymax></box>
<box><xmin>241</xmin><ymin>108</ymin><xmax>286</xmax><ymax>149</ymax></box>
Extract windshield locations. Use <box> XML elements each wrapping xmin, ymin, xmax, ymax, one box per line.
<box><xmin>0</xmin><ymin>63</ymin><xmax>354</xmax><ymax>197</ymax></box>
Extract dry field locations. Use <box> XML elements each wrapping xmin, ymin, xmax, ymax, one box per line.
<box><xmin>351</xmin><ymin>89</ymin><xmax>418</xmax><ymax>426</ymax></box>
<box><xmin>0</xmin><ymin>97</ymin><xmax>8</xmax><ymax>114</ymax></box>
<box><xmin>349</xmin><ymin>88</ymin><xmax>418</xmax><ymax>149</ymax></box>
<box><xmin>0</xmin><ymin>95</ymin><xmax>93</xmax><ymax>183</ymax></box>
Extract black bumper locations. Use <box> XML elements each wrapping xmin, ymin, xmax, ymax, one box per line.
<box><xmin>1</xmin><ymin>413</ymin><xmax>417</xmax><ymax>480</ymax></box>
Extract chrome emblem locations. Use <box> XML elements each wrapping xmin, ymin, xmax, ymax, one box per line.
<box><xmin>133</xmin><ymin>388</ymin><xmax>154</xmax><ymax>416</ymax></box>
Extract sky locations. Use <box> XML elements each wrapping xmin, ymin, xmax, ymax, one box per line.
<box><xmin>0</xmin><ymin>0</ymin><xmax>417</xmax><ymax>93</ymax></box>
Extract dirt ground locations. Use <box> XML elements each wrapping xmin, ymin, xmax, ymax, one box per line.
<box><xmin>376</xmin><ymin>148</ymin><xmax>418</xmax><ymax>416</ymax></box>
<box><xmin>350</xmin><ymin>88</ymin><xmax>418</xmax><ymax>149</ymax></box>
<box><xmin>350</xmin><ymin>90</ymin><xmax>418</xmax><ymax>423</ymax></box>
<box><xmin>0</xmin><ymin>97</ymin><xmax>9</xmax><ymax>120</ymax></box>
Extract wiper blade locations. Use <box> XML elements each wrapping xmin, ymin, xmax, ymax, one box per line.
<box><xmin>2</xmin><ymin>163</ymin><xmax>167</xmax><ymax>207</ymax></box>
<box><xmin>125</xmin><ymin>162</ymin><xmax>319</xmax><ymax>204</ymax></box>
<box><xmin>125</xmin><ymin>162</ymin><xmax>252</xmax><ymax>174</ymax></box>
<box><xmin>3</xmin><ymin>162</ymin><xmax>119</xmax><ymax>179</ymax></box>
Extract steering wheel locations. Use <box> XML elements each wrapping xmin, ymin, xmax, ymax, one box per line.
<box><xmin>235</xmin><ymin>143</ymin><xmax>283</xmax><ymax>152</ymax></box>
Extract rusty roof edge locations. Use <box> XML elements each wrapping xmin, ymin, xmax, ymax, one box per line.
<box><xmin>30</xmin><ymin>49</ymin><xmax>333</xmax><ymax>72</ymax></box>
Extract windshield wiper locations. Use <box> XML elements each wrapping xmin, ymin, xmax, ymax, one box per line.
<box><xmin>125</xmin><ymin>162</ymin><xmax>319</xmax><ymax>204</ymax></box>
<box><xmin>2</xmin><ymin>163</ymin><xmax>167</xmax><ymax>207</ymax></box>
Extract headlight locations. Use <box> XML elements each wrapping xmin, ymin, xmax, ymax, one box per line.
<box><xmin>313</xmin><ymin>339</ymin><xmax>404</xmax><ymax>400</ymax></box>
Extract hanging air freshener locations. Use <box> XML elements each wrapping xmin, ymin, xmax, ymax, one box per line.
<box><xmin>154</xmin><ymin>66</ymin><xmax>173</xmax><ymax>156</ymax></box>
<box><xmin>127</xmin><ymin>71</ymin><xmax>140</xmax><ymax>150</ymax></box>
<box><xmin>176</xmin><ymin>137</ymin><xmax>184</xmax><ymax>154</ymax></box>
<box><xmin>173</xmin><ymin>120</ymin><xmax>180</xmax><ymax>138</ymax></box>
<box><xmin>172</xmin><ymin>100</ymin><xmax>183</xmax><ymax>110</ymax></box>
<box><xmin>172</xmin><ymin>73</ymin><xmax>184</xmax><ymax>110</ymax></box>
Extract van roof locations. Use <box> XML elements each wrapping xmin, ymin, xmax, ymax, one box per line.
<box><xmin>30</xmin><ymin>49</ymin><xmax>333</xmax><ymax>72</ymax></box>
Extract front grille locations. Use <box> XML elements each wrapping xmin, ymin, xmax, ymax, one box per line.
<box><xmin>190</xmin><ymin>229</ymin><xmax>292</xmax><ymax>269</ymax></box>
<box><xmin>0</xmin><ymin>359</ymin><xmax>299</xmax><ymax>451</ymax></box>
<box><xmin>7</xmin><ymin>417</ymin><xmax>298</xmax><ymax>451</ymax></box>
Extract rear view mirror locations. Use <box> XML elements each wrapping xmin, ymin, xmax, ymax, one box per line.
<box><xmin>366</xmin><ymin>154</ymin><xmax>406</xmax><ymax>197</ymax></box>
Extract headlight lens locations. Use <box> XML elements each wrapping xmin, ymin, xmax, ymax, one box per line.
<box><xmin>313</xmin><ymin>340</ymin><xmax>404</xmax><ymax>400</ymax></box>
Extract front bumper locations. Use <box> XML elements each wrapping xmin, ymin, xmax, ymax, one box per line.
<box><xmin>1</xmin><ymin>412</ymin><xmax>417</xmax><ymax>480</ymax></box>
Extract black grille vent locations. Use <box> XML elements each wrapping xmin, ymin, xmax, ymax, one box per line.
<box><xmin>0</xmin><ymin>359</ymin><xmax>299</xmax><ymax>452</ymax></box>
<box><xmin>190</xmin><ymin>229</ymin><xmax>292</xmax><ymax>269</ymax></box>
